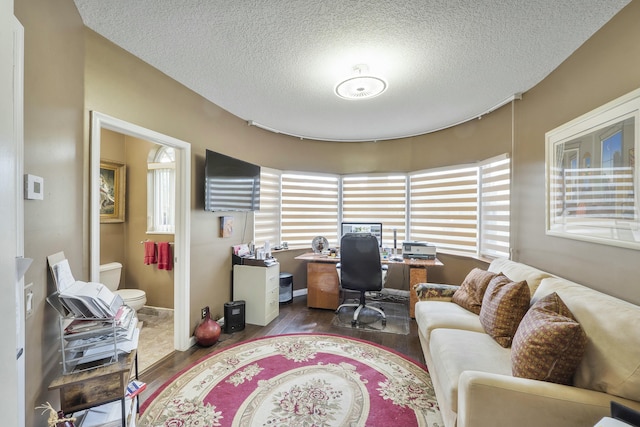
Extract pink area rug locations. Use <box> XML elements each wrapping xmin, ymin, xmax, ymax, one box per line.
<box><xmin>139</xmin><ymin>333</ymin><xmax>443</xmax><ymax>426</ymax></box>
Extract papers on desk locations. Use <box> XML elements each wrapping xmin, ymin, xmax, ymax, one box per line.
<box><xmin>52</xmin><ymin>259</ymin><xmax>123</xmax><ymax>318</ymax></box>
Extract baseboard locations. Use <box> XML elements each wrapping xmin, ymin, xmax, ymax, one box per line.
<box><xmin>293</xmin><ymin>288</ymin><xmax>308</xmax><ymax>298</ymax></box>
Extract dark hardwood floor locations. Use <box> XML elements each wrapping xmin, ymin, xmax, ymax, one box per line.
<box><xmin>138</xmin><ymin>294</ymin><xmax>425</xmax><ymax>403</ymax></box>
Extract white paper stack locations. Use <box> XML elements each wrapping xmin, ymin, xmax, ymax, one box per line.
<box><xmin>52</xmin><ymin>259</ymin><xmax>123</xmax><ymax>318</ymax></box>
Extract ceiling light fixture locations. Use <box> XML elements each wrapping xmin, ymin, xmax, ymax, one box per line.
<box><xmin>335</xmin><ymin>64</ymin><xmax>387</xmax><ymax>100</ymax></box>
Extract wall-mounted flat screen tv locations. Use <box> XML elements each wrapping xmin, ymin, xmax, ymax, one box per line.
<box><xmin>204</xmin><ymin>149</ymin><xmax>260</xmax><ymax>212</ymax></box>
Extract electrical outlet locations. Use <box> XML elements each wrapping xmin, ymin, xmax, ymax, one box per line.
<box><xmin>201</xmin><ymin>307</ymin><xmax>207</xmax><ymax>319</ymax></box>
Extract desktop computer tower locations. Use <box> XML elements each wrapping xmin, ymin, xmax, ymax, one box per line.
<box><xmin>224</xmin><ymin>300</ymin><xmax>245</xmax><ymax>333</ymax></box>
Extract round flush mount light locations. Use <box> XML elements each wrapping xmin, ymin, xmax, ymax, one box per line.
<box><xmin>335</xmin><ymin>64</ymin><xmax>387</xmax><ymax>100</ymax></box>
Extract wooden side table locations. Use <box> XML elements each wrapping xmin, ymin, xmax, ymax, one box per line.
<box><xmin>49</xmin><ymin>350</ymin><xmax>138</xmax><ymax>426</ymax></box>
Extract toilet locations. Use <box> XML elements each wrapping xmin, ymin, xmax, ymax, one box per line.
<box><xmin>99</xmin><ymin>262</ymin><xmax>147</xmax><ymax>312</ymax></box>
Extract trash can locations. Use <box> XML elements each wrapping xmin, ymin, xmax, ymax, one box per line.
<box><xmin>279</xmin><ymin>272</ymin><xmax>293</xmax><ymax>304</ymax></box>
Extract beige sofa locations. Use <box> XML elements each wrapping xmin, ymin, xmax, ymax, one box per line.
<box><xmin>414</xmin><ymin>258</ymin><xmax>640</xmax><ymax>427</ymax></box>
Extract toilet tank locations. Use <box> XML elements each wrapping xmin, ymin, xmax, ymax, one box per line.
<box><xmin>99</xmin><ymin>262</ymin><xmax>122</xmax><ymax>292</ymax></box>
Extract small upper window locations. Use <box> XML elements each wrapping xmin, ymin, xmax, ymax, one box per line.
<box><xmin>147</xmin><ymin>146</ymin><xmax>175</xmax><ymax>233</ymax></box>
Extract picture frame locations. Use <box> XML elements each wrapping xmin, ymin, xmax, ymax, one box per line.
<box><xmin>545</xmin><ymin>88</ymin><xmax>640</xmax><ymax>249</ymax></box>
<box><xmin>100</xmin><ymin>160</ymin><xmax>126</xmax><ymax>223</ymax></box>
<box><xmin>220</xmin><ymin>216</ymin><xmax>233</xmax><ymax>238</ymax></box>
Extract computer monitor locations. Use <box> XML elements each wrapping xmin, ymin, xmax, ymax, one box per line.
<box><xmin>341</xmin><ymin>222</ymin><xmax>383</xmax><ymax>247</ymax></box>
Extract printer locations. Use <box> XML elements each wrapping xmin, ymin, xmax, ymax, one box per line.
<box><xmin>402</xmin><ymin>241</ymin><xmax>437</xmax><ymax>259</ymax></box>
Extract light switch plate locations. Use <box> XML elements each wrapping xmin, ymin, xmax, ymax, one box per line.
<box><xmin>24</xmin><ymin>174</ymin><xmax>44</xmax><ymax>200</ymax></box>
<box><xmin>24</xmin><ymin>282</ymin><xmax>34</xmax><ymax>318</ymax></box>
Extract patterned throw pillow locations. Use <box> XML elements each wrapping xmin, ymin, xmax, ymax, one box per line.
<box><xmin>414</xmin><ymin>283</ymin><xmax>459</xmax><ymax>300</ymax></box>
<box><xmin>479</xmin><ymin>275</ymin><xmax>530</xmax><ymax>348</ymax></box>
<box><xmin>511</xmin><ymin>292</ymin><xmax>587</xmax><ymax>385</ymax></box>
<box><xmin>451</xmin><ymin>268</ymin><xmax>498</xmax><ymax>314</ymax></box>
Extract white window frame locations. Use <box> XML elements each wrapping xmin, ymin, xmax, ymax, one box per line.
<box><xmin>253</xmin><ymin>154</ymin><xmax>511</xmax><ymax>259</ymax></box>
<box><xmin>147</xmin><ymin>146</ymin><xmax>176</xmax><ymax>234</ymax></box>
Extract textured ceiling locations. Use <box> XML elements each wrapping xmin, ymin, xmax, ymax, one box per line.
<box><xmin>74</xmin><ymin>0</ymin><xmax>629</xmax><ymax>142</ymax></box>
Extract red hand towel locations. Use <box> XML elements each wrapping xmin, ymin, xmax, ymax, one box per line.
<box><xmin>144</xmin><ymin>241</ymin><xmax>157</xmax><ymax>265</ymax></box>
<box><xmin>157</xmin><ymin>242</ymin><xmax>173</xmax><ymax>271</ymax></box>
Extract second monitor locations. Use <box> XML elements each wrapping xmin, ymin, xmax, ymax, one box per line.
<box><xmin>341</xmin><ymin>222</ymin><xmax>383</xmax><ymax>247</ymax></box>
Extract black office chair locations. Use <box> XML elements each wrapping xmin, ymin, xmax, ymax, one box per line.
<box><xmin>336</xmin><ymin>233</ymin><xmax>388</xmax><ymax>326</ymax></box>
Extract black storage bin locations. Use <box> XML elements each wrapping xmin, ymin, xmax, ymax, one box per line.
<box><xmin>279</xmin><ymin>272</ymin><xmax>293</xmax><ymax>304</ymax></box>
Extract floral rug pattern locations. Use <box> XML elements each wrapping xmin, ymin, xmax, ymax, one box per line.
<box><xmin>139</xmin><ymin>334</ymin><xmax>442</xmax><ymax>427</ymax></box>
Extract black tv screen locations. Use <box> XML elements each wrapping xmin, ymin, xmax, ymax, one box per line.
<box><xmin>204</xmin><ymin>150</ymin><xmax>260</xmax><ymax>212</ymax></box>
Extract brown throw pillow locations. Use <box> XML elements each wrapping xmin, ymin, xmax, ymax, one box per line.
<box><xmin>452</xmin><ymin>268</ymin><xmax>498</xmax><ymax>314</ymax></box>
<box><xmin>511</xmin><ymin>292</ymin><xmax>587</xmax><ymax>385</ymax></box>
<box><xmin>479</xmin><ymin>275</ymin><xmax>530</xmax><ymax>347</ymax></box>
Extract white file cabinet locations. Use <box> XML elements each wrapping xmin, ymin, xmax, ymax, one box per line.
<box><xmin>233</xmin><ymin>264</ymin><xmax>280</xmax><ymax>326</ymax></box>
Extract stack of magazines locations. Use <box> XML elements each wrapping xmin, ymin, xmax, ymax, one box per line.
<box><xmin>63</xmin><ymin>304</ymin><xmax>139</xmax><ymax>365</ymax></box>
<box><xmin>52</xmin><ymin>259</ymin><xmax>123</xmax><ymax>318</ymax></box>
<box><xmin>47</xmin><ymin>255</ymin><xmax>140</xmax><ymax>372</ymax></box>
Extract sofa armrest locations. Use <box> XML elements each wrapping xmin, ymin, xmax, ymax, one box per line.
<box><xmin>457</xmin><ymin>371</ymin><xmax>617</xmax><ymax>427</ymax></box>
<box><xmin>413</xmin><ymin>283</ymin><xmax>459</xmax><ymax>302</ymax></box>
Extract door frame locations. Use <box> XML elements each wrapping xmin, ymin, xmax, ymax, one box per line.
<box><xmin>89</xmin><ymin>111</ymin><xmax>192</xmax><ymax>351</ymax></box>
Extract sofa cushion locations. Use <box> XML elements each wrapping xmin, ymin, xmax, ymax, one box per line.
<box><xmin>479</xmin><ymin>275</ymin><xmax>531</xmax><ymax>348</ymax></box>
<box><xmin>488</xmin><ymin>258</ymin><xmax>552</xmax><ymax>295</ymax></box>
<box><xmin>452</xmin><ymin>268</ymin><xmax>498</xmax><ymax>314</ymax></box>
<box><xmin>429</xmin><ymin>328</ymin><xmax>512</xmax><ymax>412</ymax></box>
<box><xmin>415</xmin><ymin>301</ymin><xmax>484</xmax><ymax>347</ymax></box>
<box><xmin>511</xmin><ymin>292</ymin><xmax>587</xmax><ymax>385</ymax></box>
<box><xmin>534</xmin><ymin>277</ymin><xmax>640</xmax><ymax>402</ymax></box>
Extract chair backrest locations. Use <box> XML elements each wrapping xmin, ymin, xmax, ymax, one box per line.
<box><xmin>339</xmin><ymin>233</ymin><xmax>383</xmax><ymax>292</ymax></box>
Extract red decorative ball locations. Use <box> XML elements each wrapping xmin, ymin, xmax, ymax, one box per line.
<box><xmin>194</xmin><ymin>306</ymin><xmax>221</xmax><ymax>346</ymax></box>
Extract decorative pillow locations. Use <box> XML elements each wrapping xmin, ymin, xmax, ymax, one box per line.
<box><xmin>479</xmin><ymin>275</ymin><xmax>530</xmax><ymax>348</ymax></box>
<box><xmin>451</xmin><ymin>268</ymin><xmax>498</xmax><ymax>314</ymax></box>
<box><xmin>414</xmin><ymin>283</ymin><xmax>459</xmax><ymax>300</ymax></box>
<box><xmin>511</xmin><ymin>292</ymin><xmax>587</xmax><ymax>385</ymax></box>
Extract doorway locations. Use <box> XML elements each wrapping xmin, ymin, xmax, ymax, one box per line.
<box><xmin>89</xmin><ymin>111</ymin><xmax>192</xmax><ymax>351</ymax></box>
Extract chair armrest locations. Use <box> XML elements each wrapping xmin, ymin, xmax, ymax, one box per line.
<box><xmin>457</xmin><ymin>370</ymin><xmax>617</xmax><ymax>427</ymax></box>
<box><xmin>413</xmin><ymin>283</ymin><xmax>459</xmax><ymax>302</ymax></box>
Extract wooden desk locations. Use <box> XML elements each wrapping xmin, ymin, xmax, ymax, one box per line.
<box><xmin>295</xmin><ymin>253</ymin><xmax>443</xmax><ymax>317</ymax></box>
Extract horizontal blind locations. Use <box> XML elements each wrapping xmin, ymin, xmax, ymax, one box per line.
<box><xmin>562</xmin><ymin>167</ymin><xmax>635</xmax><ymax>219</ymax></box>
<box><xmin>409</xmin><ymin>166</ymin><xmax>479</xmax><ymax>254</ymax></box>
<box><xmin>480</xmin><ymin>155</ymin><xmax>510</xmax><ymax>258</ymax></box>
<box><xmin>281</xmin><ymin>173</ymin><xmax>339</xmax><ymax>248</ymax></box>
<box><xmin>254</xmin><ymin>168</ymin><xmax>281</xmax><ymax>248</ymax></box>
<box><xmin>341</xmin><ymin>175</ymin><xmax>407</xmax><ymax>249</ymax></box>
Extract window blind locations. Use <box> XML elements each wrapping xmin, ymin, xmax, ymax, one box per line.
<box><xmin>409</xmin><ymin>166</ymin><xmax>479</xmax><ymax>254</ymax></box>
<box><xmin>254</xmin><ymin>168</ymin><xmax>281</xmax><ymax>248</ymax></box>
<box><xmin>281</xmin><ymin>173</ymin><xmax>339</xmax><ymax>248</ymax></box>
<box><xmin>479</xmin><ymin>155</ymin><xmax>511</xmax><ymax>258</ymax></box>
<box><xmin>341</xmin><ymin>175</ymin><xmax>407</xmax><ymax>249</ymax></box>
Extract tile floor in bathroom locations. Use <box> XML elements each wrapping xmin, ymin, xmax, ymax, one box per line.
<box><xmin>136</xmin><ymin>306</ymin><xmax>174</xmax><ymax>373</ymax></box>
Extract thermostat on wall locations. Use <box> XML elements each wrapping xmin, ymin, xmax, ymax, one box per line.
<box><xmin>24</xmin><ymin>174</ymin><xmax>44</xmax><ymax>200</ymax></box>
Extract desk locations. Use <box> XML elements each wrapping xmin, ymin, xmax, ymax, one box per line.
<box><xmin>295</xmin><ymin>253</ymin><xmax>443</xmax><ymax>317</ymax></box>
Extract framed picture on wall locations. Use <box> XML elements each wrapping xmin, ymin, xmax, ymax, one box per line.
<box><xmin>100</xmin><ymin>160</ymin><xmax>126</xmax><ymax>223</ymax></box>
<box><xmin>220</xmin><ymin>216</ymin><xmax>233</xmax><ymax>238</ymax></box>
<box><xmin>545</xmin><ymin>87</ymin><xmax>640</xmax><ymax>250</ymax></box>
